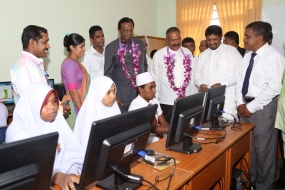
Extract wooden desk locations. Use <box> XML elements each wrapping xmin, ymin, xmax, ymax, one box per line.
<box><xmin>54</xmin><ymin>123</ymin><xmax>254</xmax><ymax>190</ymax></box>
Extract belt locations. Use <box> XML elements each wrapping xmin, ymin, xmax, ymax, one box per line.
<box><xmin>243</xmin><ymin>95</ymin><xmax>279</xmax><ymax>103</ymax></box>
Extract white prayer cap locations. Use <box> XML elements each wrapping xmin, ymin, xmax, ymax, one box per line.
<box><xmin>136</xmin><ymin>72</ymin><xmax>154</xmax><ymax>87</ymax></box>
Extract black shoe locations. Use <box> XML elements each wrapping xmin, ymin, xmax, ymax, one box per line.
<box><xmin>273</xmin><ymin>179</ymin><xmax>285</xmax><ymax>189</ymax></box>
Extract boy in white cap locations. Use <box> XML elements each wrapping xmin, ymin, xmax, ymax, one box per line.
<box><xmin>129</xmin><ymin>72</ymin><xmax>169</xmax><ymax>144</ymax></box>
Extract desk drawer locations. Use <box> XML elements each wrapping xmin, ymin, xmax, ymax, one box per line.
<box><xmin>189</xmin><ymin>152</ymin><xmax>226</xmax><ymax>190</ymax></box>
<box><xmin>230</xmin><ymin>132</ymin><xmax>250</xmax><ymax>165</ymax></box>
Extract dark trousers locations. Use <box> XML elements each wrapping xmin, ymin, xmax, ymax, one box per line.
<box><xmin>160</xmin><ymin>104</ymin><xmax>173</xmax><ymax>123</ymax></box>
<box><xmin>241</xmin><ymin>98</ymin><xmax>278</xmax><ymax>190</ymax></box>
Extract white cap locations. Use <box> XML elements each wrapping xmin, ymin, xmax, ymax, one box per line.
<box><xmin>136</xmin><ymin>72</ymin><xmax>154</xmax><ymax>87</ymax></box>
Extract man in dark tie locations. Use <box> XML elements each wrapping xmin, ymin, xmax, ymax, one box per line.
<box><xmin>235</xmin><ymin>21</ymin><xmax>285</xmax><ymax>190</ymax></box>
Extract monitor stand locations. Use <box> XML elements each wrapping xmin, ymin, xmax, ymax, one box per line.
<box><xmin>201</xmin><ymin>116</ymin><xmax>226</xmax><ymax>131</ymax></box>
<box><xmin>169</xmin><ymin>136</ymin><xmax>202</xmax><ymax>154</ymax></box>
<box><xmin>96</xmin><ymin>164</ymin><xmax>142</xmax><ymax>190</ymax></box>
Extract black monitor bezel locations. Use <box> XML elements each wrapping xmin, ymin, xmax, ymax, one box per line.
<box><xmin>79</xmin><ymin>104</ymin><xmax>158</xmax><ymax>188</ymax></box>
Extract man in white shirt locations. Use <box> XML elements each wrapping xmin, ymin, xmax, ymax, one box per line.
<box><xmin>129</xmin><ymin>72</ymin><xmax>169</xmax><ymax>144</ymax></box>
<box><xmin>235</xmin><ymin>21</ymin><xmax>285</xmax><ymax>190</ymax></box>
<box><xmin>10</xmin><ymin>25</ymin><xmax>50</xmax><ymax>101</ymax></box>
<box><xmin>82</xmin><ymin>25</ymin><xmax>105</xmax><ymax>79</ymax></box>
<box><xmin>194</xmin><ymin>25</ymin><xmax>242</xmax><ymax>120</ymax></box>
<box><xmin>182</xmin><ymin>37</ymin><xmax>199</xmax><ymax>95</ymax></box>
<box><xmin>151</xmin><ymin>27</ymin><xmax>193</xmax><ymax>122</ymax></box>
<box><xmin>199</xmin><ymin>39</ymin><xmax>208</xmax><ymax>54</ymax></box>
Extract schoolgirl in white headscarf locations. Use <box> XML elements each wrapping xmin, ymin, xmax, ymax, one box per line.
<box><xmin>74</xmin><ymin>76</ymin><xmax>121</xmax><ymax>153</ymax></box>
<box><xmin>5</xmin><ymin>83</ymin><xmax>84</xmax><ymax>190</ymax></box>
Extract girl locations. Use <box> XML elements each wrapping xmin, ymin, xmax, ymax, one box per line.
<box><xmin>74</xmin><ymin>76</ymin><xmax>121</xmax><ymax>153</ymax></box>
<box><xmin>5</xmin><ymin>83</ymin><xmax>84</xmax><ymax>190</ymax></box>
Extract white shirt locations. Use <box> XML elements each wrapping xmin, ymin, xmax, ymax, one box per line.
<box><xmin>146</xmin><ymin>54</ymin><xmax>152</xmax><ymax>72</ymax></box>
<box><xmin>10</xmin><ymin>51</ymin><xmax>48</xmax><ymax>102</ymax></box>
<box><xmin>151</xmin><ymin>46</ymin><xmax>193</xmax><ymax>105</ymax></box>
<box><xmin>236</xmin><ymin>43</ymin><xmax>285</xmax><ymax>113</ymax></box>
<box><xmin>0</xmin><ymin>103</ymin><xmax>8</xmax><ymax>126</ymax></box>
<box><xmin>271</xmin><ymin>44</ymin><xmax>285</xmax><ymax>57</ymax></box>
<box><xmin>195</xmin><ymin>44</ymin><xmax>242</xmax><ymax>119</ymax></box>
<box><xmin>82</xmin><ymin>47</ymin><xmax>104</xmax><ymax>79</ymax></box>
<box><xmin>129</xmin><ymin>95</ymin><xmax>163</xmax><ymax>144</ymax></box>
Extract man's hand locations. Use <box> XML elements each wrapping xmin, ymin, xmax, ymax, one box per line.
<box><xmin>237</xmin><ymin>104</ymin><xmax>252</xmax><ymax>118</ymax></box>
<box><xmin>211</xmin><ymin>83</ymin><xmax>222</xmax><ymax>88</ymax></box>
<box><xmin>199</xmin><ymin>84</ymin><xmax>209</xmax><ymax>92</ymax></box>
<box><xmin>61</xmin><ymin>103</ymin><xmax>71</xmax><ymax>116</ymax></box>
<box><xmin>52</xmin><ymin>173</ymin><xmax>79</xmax><ymax>190</ymax></box>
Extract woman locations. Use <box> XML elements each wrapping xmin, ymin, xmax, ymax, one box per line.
<box><xmin>61</xmin><ymin>33</ymin><xmax>90</xmax><ymax>129</ymax></box>
<box><xmin>74</xmin><ymin>76</ymin><xmax>121</xmax><ymax>153</ymax></box>
<box><xmin>5</xmin><ymin>83</ymin><xmax>84</xmax><ymax>190</ymax></box>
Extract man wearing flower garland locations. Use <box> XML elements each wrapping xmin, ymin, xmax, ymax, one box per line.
<box><xmin>194</xmin><ymin>25</ymin><xmax>242</xmax><ymax>120</ymax></box>
<box><xmin>151</xmin><ymin>27</ymin><xmax>193</xmax><ymax>123</ymax></box>
<box><xmin>104</xmin><ymin>17</ymin><xmax>147</xmax><ymax>112</ymax></box>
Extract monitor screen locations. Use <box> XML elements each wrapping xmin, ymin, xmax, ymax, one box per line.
<box><xmin>166</xmin><ymin>92</ymin><xmax>206</xmax><ymax>154</ymax></box>
<box><xmin>201</xmin><ymin>85</ymin><xmax>226</xmax><ymax>129</ymax></box>
<box><xmin>78</xmin><ymin>104</ymin><xmax>157</xmax><ymax>189</ymax></box>
<box><xmin>0</xmin><ymin>132</ymin><xmax>58</xmax><ymax>190</ymax></box>
<box><xmin>96</xmin><ymin>123</ymin><xmax>150</xmax><ymax>189</ymax></box>
<box><xmin>48</xmin><ymin>79</ymin><xmax>55</xmax><ymax>88</ymax></box>
<box><xmin>0</xmin><ymin>81</ymin><xmax>14</xmax><ymax>105</ymax></box>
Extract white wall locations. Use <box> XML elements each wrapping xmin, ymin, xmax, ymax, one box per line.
<box><xmin>0</xmin><ymin>0</ymin><xmax>157</xmax><ymax>82</ymax></box>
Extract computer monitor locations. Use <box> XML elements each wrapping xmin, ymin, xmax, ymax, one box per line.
<box><xmin>96</xmin><ymin>123</ymin><xmax>150</xmax><ymax>189</ymax></box>
<box><xmin>0</xmin><ymin>81</ymin><xmax>14</xmax><ymax>105</ymax></box>
<box><xmin>78</xmin><ymin>104</ymin><xmax>158</xmax><ymax>189</ymax></box>
<box><xmin>0</xmin><ymin>132</ymin><xmax>58</xmax><ymax>190</ymax></box>
<box><xmin>48</xmin><ymin>79</ymin><xmax>55</xmax><ymax>88</ymax></box>
<box><xmin>166</xmin><ymin>92</ymin><xmax>206</xmax><ymax>154</ymax></box>
<box><xmin>201</xmin><ymin>85</ymin><xmax>226</xmax><ymax>130</ymax></box>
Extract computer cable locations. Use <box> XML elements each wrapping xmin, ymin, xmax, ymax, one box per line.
<box><xmin>152</xmin><ymin>157</ymin><xmax>176</xmax><ymax>190</ymax></box>
<box><xmin>192</xmin><ymin>127</ymin><xmax>227</xmax><ymax>144</ymax></box>
<box><xmin>220</xmin><ymin>110</ymin><xmax>242</xmax><ymax>131</ymax></box>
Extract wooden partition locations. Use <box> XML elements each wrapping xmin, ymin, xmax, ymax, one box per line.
<box><xmin>135</xmin><ymin>36</ymin><xmax>166</xmax><ymax>57</ymax></box>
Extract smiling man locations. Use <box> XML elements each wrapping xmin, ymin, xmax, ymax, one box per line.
<box><xmin>10</xmin><ymin>25</ymin><xmax>51</xmax><ymax>102</ymax></box>
<box><xmin>82</xmin><ymin>25</ymin><xmax>105</xmax><ymax>79</ymax></box>
<box><xmin>104</xmin><ymin>17</ymin><xmax>147</xmax><ymax>112</ymax></box>
<box><xmin>194</xmin><ymin>25</ymin><xmax>242</xmax><ymax>120</ymax></box>
<box><xmin>236</xmin><ymin>21</ymin><xmax>285</xmax><ymax>190</ymax></box>
<box><xmin>151</xmin><ymin>27</ymin><xmax>193</xmax><ymax>122</ymax></box>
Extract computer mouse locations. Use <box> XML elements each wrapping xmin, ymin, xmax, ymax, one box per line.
<box><xmin>145</xmin><ymin>148</ymin><xmax>155</xmax><ymax>156</ymax></box>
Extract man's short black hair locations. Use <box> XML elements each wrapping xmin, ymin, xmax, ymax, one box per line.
<box><xmin>118</xmin><ymin>17</ymin><xmax>134</xmax><ymax>29</ymax></box>
<box><xmin>224</xmin><ymin>31</ymin><xmax>240</xmax><ymax>45</ymax></box>
<box><xmin>205</xmin><ymin>25</ymin><xmax>222</xmax><ymax>37</ymax></box>
<box><xmin>89</xmin><ymin>25</ymin><xmax>103</xmax><ymax>39</ymax></box>
<box><xmin>245</xmin><ymin>21</ymin><xmax>270</xmax><ymax>42</ymax></box>
<box><xmin>21</xmin><ymin>25</ymin><xmax>48</xmax><ymax>49</ymax></box>
<box><xmin>166</xmin><ymin>27</ymin><xmax>180</xmax><ymax>38</ymax></box>
<box><xmin>182</xmin><ymin>37</ymin><xmax>195</xmax><ymax>46</ymax></box>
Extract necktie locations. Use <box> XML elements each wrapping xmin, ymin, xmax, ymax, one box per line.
<box><xmin>242</xmin><ymin>53</ymin><xmax>257</xmax><ymax>96</ymax></box>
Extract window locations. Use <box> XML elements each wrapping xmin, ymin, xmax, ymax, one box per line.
<box><xmin>210</xmin><ymin>5</ymin><xmax>220</xmax><ymax>26</ymax></box>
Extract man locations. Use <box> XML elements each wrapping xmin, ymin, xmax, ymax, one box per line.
<box><xmin>235</xmin><ymin>21</ymin><xmax>285</xmax><ymax>189</ymax></box>
<box><xmin>194</xmin><ymin>25</ymin><xmax>242</xmax><ymax>120</ymax></box>
<box><xmin>199</xmin><ymin>39</ymin><xmax>208</xmax><ymax>54</ymax></box>
<box><xmin>142</xmin><ymin>36</ymin><xmax>152</xmax><ymax>72</ymax></box>
<box><xmin>82</xmin><ymin>25</ymin><xmax>105</xmax><ymax>79</ymax></box>
<box><xmin>129</xmin><ymin>72</ymin><xmax>169</xmax><ymax>144</ymax></box>
<box><xmin>182</xmin><ymin>37</ymin><xmax>196</xmax><ymax>55</ymax></box>
<box><xmin>10</xmin><ymin>25</ymin><xmax>69</xmax><ymax>115</ymax></box>
<box><xmin>223</xmin><ymin>31</ymin><xmax>246</xmax><ymax>57</ymax></box>
<box><xmin>182</xmin><ymin>37</ymin><xmax>199</xmax><ymax>95</ymax></box>
<box><xmin>11</xmin><ymin>25</ymin><xmax>50</xmax><ymax>101</ymax></box>
<box><xmin>104</xmin><ymin>17</ymin><xmax>147</xmax><ymax>112</ymax></box>
<box><xmin>151</xmin><ymin>27</ymin><xmax>193</xmax><ymax>122</ymax></box>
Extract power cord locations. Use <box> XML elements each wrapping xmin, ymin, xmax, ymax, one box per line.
<box><xmin>220</xmin><ymin>110</ymin><xmax>242</xmax><ymax>131</ymax></box>
<box><xmin>193</xmin><ymin>127</ymin><xmax>227</xmax><ymax>144</ymax></box>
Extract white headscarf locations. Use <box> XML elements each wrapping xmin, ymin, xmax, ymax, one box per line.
<box><xmin>74</xmin><ymin>76</ymin><xmax>121</xmax><ymax>153</ymax></box>
<box><xmin>5</xmin><ymin>83</ymin><xmax>84</xmax><ymax>177</ymax></box>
